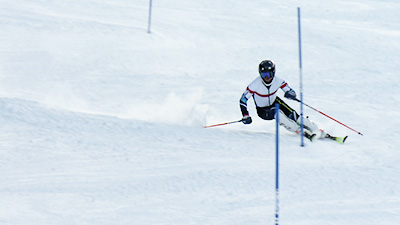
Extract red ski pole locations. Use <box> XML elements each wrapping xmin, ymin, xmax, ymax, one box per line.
<box><xmin>203</xmin><ymin>119</ymin><xmax>243</xmax><ymax>128</ymax></box>
<box><xmin>295</xmin><ymin>99</ymin><xmax>363</xmax><ymax>136</ymax></box>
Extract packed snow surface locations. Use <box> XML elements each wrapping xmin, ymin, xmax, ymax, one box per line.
<box><xmin>1</xmin><ymin>0</ymin><xmax>399</xmax><ymax>224</ymax></box>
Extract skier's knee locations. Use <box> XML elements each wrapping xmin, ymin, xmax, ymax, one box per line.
<box><xmin>296</xmin><ymin>116</ymin><xmax>318</xmax><ymax>133</ymax></box>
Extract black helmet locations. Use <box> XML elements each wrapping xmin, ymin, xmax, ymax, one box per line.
<box><xmin>259</xmin><ymin>60</ymin><xmax>276</xmax><ymax>80</ymax></box>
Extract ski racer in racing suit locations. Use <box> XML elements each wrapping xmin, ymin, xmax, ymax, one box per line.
<box><xmin>239</xmin><ymin>60</ymin><xmax>318</xmax><ymax>136</ymax></box>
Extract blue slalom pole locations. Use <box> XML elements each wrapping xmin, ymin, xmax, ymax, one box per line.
<box><xmin>297</xmin><ymin>7</ymin><xmax>305</xmax><ymax>147</ymax></box>
<box><xmin>275</xmin><ymin>103</ymin><xmax>280</xmax><ymax>225</ymax></box>
<box><xmin>147</xmin><ymin>0</ymin><xmax>153</xmax><ymax>33</ymax></box>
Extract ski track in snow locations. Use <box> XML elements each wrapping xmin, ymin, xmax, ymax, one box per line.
<box><xmin>1</xmin><ymin>0</ymin><xmax>400</xmax><ymax>224</ymax></box>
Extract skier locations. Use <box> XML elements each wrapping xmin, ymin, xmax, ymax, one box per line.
<box><xmin>239</xmin><ymin>59</ymin><xmax>319</xmax><ymax>141</ymax></box>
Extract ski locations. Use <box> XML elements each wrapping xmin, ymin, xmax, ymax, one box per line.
<box><xmin>325</xmin><ymin>134</ymin><xmax>348</xmax><ymax>144</ymax></box>
<box><xmin>304</xmin><ymin>129</ymin><xmax>348</xmax><ymax>144</ymax></box>
<box><xmin>316</xmin><ymin>129</ymin><xmax>347</xmax><ymax>144</ymax></box>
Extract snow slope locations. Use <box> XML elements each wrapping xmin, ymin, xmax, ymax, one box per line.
<box><xmin>1</xmin><ymin>0</ymin><xmax>399</xmax><ymax>224</ymax></box>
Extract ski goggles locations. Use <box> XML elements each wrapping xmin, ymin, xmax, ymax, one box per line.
<box><xmin>260</xmin><ymin>71</ymin><xmax>274</xmax><ymax>79</ymax></box>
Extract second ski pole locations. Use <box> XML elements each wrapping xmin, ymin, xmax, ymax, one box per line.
<box><xmin>295</xmin><ymin>98</ymin><xmax>363</xmax><ymax>136</ymax></box>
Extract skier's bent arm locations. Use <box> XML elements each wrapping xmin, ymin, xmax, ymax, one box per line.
<box><xmin>240</xmin><ymin>89</ymin><xmax>253</xmax><ymax>124</ymax></box>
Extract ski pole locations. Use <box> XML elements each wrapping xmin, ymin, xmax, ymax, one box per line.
<box><xmin>295</xmin><ymin>98</ymin><xmax>363</xmax><ymax>136</ymax></box>
<box><xmin>203</xmin><ymin>119</ymin><xmax>243</xmax><ymax>128</ymax></box>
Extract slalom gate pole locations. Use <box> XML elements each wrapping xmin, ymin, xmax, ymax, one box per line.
<box><xmin>297</xmin><ymin>7</ymin><xmax>305</xmax><ymax>147</ymax></box>
<box><xmin>203</xmin><ymin>119</ymin><xmax>243</xmax><ymax>128</ymax></box>
<box><xmin>275</xmin><ymin>103</ymin><xmax>280</xmax><ymax>225</ymax></box>
<box><xmin>147</xmin><ymin>0</ymin><xmax>153</xmax><ymax>33</ymax></box>
<box><xmin>294</xmin><ymin>99</ymin><xmax>363</xmax><ymax>136</ymax></box>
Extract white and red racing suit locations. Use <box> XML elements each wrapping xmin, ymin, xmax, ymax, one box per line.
<box><xmin>240</xmin><ymin>76</ymin><xmax>299</xmax><ymax>121</ymax></box>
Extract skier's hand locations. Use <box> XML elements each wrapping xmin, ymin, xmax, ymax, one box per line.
<box><xmin>242</xmin><ymin>115</ymin><xmax>252</xmax><ymax>124</ymax></box>
<box><xmin>284</xmin><ymin>89</ymin><xmax>296</xmax><ymax>100</ymax></box>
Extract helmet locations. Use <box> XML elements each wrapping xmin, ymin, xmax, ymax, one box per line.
<box><xmin>259</xmin><ymin>60</ymin><xmax>276</xmax><ymax>80</ymax></box>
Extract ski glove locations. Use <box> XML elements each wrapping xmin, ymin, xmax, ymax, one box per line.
<box><xmin>242</xmin><ymin>115</ymin><xmax>252</xmax><ymax>124</ymax></box>
<box><xmin>284</xmin><ymin>89</ymin><xmax>296</xmax><ymax>100</ymax></box>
